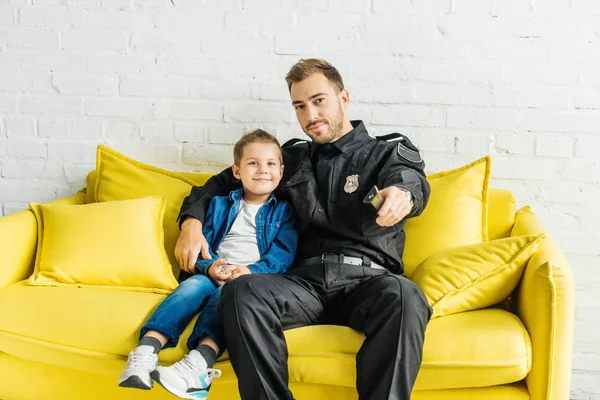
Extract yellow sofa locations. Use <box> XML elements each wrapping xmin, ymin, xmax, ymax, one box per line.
<box><xmin>0</xmin><ymin>175</ymin><xmax>574</xmax><ymax>400</ymax></box>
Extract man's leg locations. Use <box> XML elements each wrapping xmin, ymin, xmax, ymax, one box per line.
<box><xmin>219</xmin><ymin>273</ymin><xmax>325</xmax><ymax>400</ymax></box>
<box><xmin>329</xmin><ymin>272</ymin><xmax>432</xmax><ymax>400</ymax></box>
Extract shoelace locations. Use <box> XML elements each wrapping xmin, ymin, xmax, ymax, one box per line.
<box><xmin>126</xmin><ymin>351</ymin><xmax>155</xmax><ymax>369</ymax></box>
<box><xmin>172</xmin><ymin>355</ymin><xmax>223</xmax><ymax>380</ymax></box>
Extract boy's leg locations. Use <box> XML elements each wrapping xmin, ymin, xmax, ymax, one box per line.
<box><xmin>219</xmin><ymin>273</ymin><xmax>325</xmax><ymax>400</ymax></box>
<box><xmin>119</xmin><ymin>274</ymin><xmax>217</xmax><ymax>390</ymax></box>
<box><xmin>152</xmin><ymin>287</ymin><xmax>224</xmax><ymax>399</ymax></box>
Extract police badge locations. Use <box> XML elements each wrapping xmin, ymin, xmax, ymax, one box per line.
<box><xmin>344</xmin><ymin>174</ymin><xmax>359</xmax><ymax>193</ymax></box>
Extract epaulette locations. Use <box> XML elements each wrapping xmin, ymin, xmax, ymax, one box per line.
<box><xmin>376</xmin><ymin>133</ymin><xmax>423</xmax><ymax>163</ymax></box>
<box><xmin>375</xmin><ymin>132</ymin><xmax>406</xmax><ymax>142</ymax></box>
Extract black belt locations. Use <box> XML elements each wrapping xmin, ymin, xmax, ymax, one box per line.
<box><xmin>300</xmin><ymin>253</ymin><xmax>385</xmax><ymax>270</ymax></box>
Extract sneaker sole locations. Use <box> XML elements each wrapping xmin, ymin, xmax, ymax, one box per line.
<box><xmin>150</xmin><ymin>370</ymin><xmax>208</xmax><ymax>399</ymax></box>
<box><xmin>118</xmin><ymin>375</ymin><xmax>153</xmax><ymax>390</ymax></box>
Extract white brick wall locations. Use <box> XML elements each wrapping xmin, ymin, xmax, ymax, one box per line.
<box><xmin>0</xmin><ymin>1</ymin><xmax>599</xmax><ymax>397</ymax></box>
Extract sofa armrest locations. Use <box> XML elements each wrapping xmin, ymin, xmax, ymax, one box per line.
<box><xmin>512</xmin><ymin>207</ymin><xmax>574</xmax><ymax>400</ymax></box>
<box><xmin>0</xmin><ymin>191</ymin><xmax>86</xmax><ymax>290</ymax></box>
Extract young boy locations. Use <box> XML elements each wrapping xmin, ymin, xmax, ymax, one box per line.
<box><xmin>118</xmin><ymin>129</ymin><xmax>298</xmax><ymax>399</ymax></box>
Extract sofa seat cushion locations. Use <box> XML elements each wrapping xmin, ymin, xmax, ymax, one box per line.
<box><xmin>0</xmin><ymin>283</ymin><xmax>531</xmax><ymax>390</ymax></box>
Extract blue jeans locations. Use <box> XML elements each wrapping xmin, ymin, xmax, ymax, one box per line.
<box><xmin>140</xmin><ymin>273</ymin><xmax>225</xmax><ymax>355</ymax></box>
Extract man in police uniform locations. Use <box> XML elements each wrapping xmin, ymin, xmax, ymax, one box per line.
<box><xmin>175</xmin><ymin>59</ymin><xmax>432</xmax><ymax>400</ymax></box>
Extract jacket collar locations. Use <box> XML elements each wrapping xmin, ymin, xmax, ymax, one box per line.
<box><xmin>229</xmin><ymin>188</ymin><xmax>278</xmax><ymax>206</ymax></box>
<box><xmin>309</xmin><ymin>120</ymin><xmax>370</xmax><ymax>158</ymax></box>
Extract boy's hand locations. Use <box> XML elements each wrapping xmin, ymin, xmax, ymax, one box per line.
<box><xmin>208</xmin><ymin>259</ymin><xmax>232</xmax><ymax>286</ymax></box>
<box><xmin>225</xmin><ymin>265</ymin><xmax>252</xmax><ymax>281</ymax></box>
<box><xmin>175</xmin><ymin>218</ymin><xmax>211</xmax><ymax>274</ymax></box>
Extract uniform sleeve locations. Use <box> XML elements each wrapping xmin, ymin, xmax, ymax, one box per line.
<box><xmin>377</xmin><ymin>138</ymin><xmax>431</xmax><ymax>219</ymax></box>
<box><xmin>177</xmin><ymin>167</ymin><xmax>241</xmax><ymax>228</ymax></box>
<box><xmin>246</xmin><ymin>202</ymin><xmax>298</xmax><ymax>275</ymax></box>
<box><xmin>194</xmin><ymin>198</ymin><xmax>220</xmax><ymax>275</ymax></box>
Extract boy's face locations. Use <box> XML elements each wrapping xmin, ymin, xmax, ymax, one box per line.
<box><xmin>232</xmin><ymin>141</ymin><xmax>284</xmax><ymax>199</ymax></box>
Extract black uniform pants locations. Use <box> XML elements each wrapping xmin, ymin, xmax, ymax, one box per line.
<box><xmin>218</xmin><ymin>262</ymin><xmax>432</xmax><ymax>400</ymax></box>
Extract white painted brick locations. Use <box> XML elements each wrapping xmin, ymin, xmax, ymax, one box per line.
<box><xmin>492</xmin><ymin>0</ymin><xmax>534</xmax><ymax>16</ymax></box>
<box><xmin>0</xmin><ymin>94</ymin><xmax>17</xmax><ymax>113</ymax></box>
<box><xmin>568</xmin><ymin>253</ymin><xmax>600</xmax><ymax>285</ymax></box>
<box><xmin>372</xmin><ymin>105</ymin><xmax>446</xmax><ymax>127</ymax></box>
<box><xmin>64</xmin><ymin>164</ymin><xmax>94</xmax><ymax>184</ymax></box>
<box><xmin>552</xmin><ymin>231</ymin><xmax>600</xmax><ymax>255</ymax></box>
<box><xmin>154</xmin><ymin>100</ymin><xmax>222</xmax><ymax>121</ymax></box>
<box><xmin>174</xmin><ymin>123</ymin><xmax>208</xmax><ymax>143</ymax></box>
<box><xmin>5</xmin><ymin>139</ymin><xmax>46</xmax><ymax>158</ymax></box>
<box><xmin>86</xmin><ymin>98</ymin><xmax>153</xmax><ymax>118</ymax></box>
<box><xmin>297</xmin><ymin>14</ymin><xmax>363</xmax><ymax>39</ymax></box>
<box><xmin>0</xmin><ymin>50</ymin><xmax>22</xmax><ymax>70</ymax></box>
<box><xmin>102</xmin><ymin>0</ymin><xmax>133</xmax><ymax>8</ymax></box>
<box><xmin>510</xmin><ymin>17</ymin><xmax>577</xmax><ymax>39</ymax></box>
<box><xmin>420</xmin><ymin>61</ymin><xmax>503</xmax><ymax>85</ymax></box>
<box><xmin>72</xmin><ymin>119</ymin><xmax>103</xmax><ymax>140</ymax></box>
<box><xmin>574</xmin><ymin>88</ymin><xmax>600</xmax><ymax>110</ymax></box>
<box><xmin>112</xmin><ymin>144</ymin><xmax>179</xmax><ymax>164</ymax></box>
<box><xmin>5</xmin><ymin>118</ymin><xmax>36</xmax><ymax>137</ymax></box>
<box><xmin>438</xmin><ymin>15</ymin><xmax>509</xmax><ymax>39</ymax></box>
<box><xmin>455</xmin><ymin>134</ymin><xmax>493</xmax><ymax>155</ymax></box>
<box><xmin>580</xmin><ymin>64</ymin><xmax>600</xmax><ymax>86</ymax></box>
<box><xmin>120</xmin><ymin>77</ymin><xmax>189</xmax><ymax>97</ymax></box>
<box><xmin>134</xmin><ymin>0</ymin><xmax>169</xmax><ymax>8</ymax></box>
<box><xmin>576</xmin><ymin>307</ymin><xmax>600</xmax><ymax>329</ymax></box>
<box><xmin>190</xmin><ymin>81</ymin><xmax>254</xmax><ymax>101</ymax></box>
<box><xmin>61</xmin><ymin>29</ymin><xmax>129</xmax><ymax>51</ymax></box>
<box><xmin>156</xmin><ymin>56</ymin><xmax>219</xmax><ymax>77</ymax></box>
<box><xmin>2</xmin><ymin>202</ymin><xmax>29</xmax><ymax>216</ymax></box>
<box><xmin>532</xmin><ymin>205</ymin><xmax>581</xmax><ymax>233</ymax></box>
<box><xmin>282</xmin><ymin>0</ymin><xmax>329</xmax><ymax>12</ymax></box>
<box><xmin>53</xmin><ymin>74</ymin><xmax>118</xmax><ymax>95</ymax></box>
<box><xmin>505</xmin><ymin>63</ymin><xmax>579</xmax><ymax>86</ymax></box>
<box><xmin>131</xmin><ymin>31</ymin><xmax>204</xmax><ymax>54</ymax></box>
<box><xmin>533</xmin><ymin>0</ymin><xmax>571</xmax><ymax>15</ymax></box>
<box><xmin>447</xmin><ymin>109</ymin><xmax>521</xmax><ymax>130</ymax></box>
<box><xmin>535</xmin><ymin>135</ymin><xmax>574</xmax><ymax>157</ymax></box>
<box><xmin>373</xmin><ymin>0</ymin><xmax>452</xmax><ymax>15</ymax></box>
<box><xmin>89</xmin><ymin>55</ymin><xmax>153</xmax><ymax>75</ymax></box>
<box><xmin>183</xmin><ymin>144</ymin><xmax>232</xmax><ymax>166</ymax></box>
<box><xmin>241</xmin><ymin>0</ymin><xmax>277</xmax><ymax>10</ymax></box>
<box><xmin>105</xmin><ymin>120</ymin><xmax>139</xmax><ymax>141</ymax></box>
<box><xmin>38</xmin><ymin>118</ymin><xmax>71</xmax><ymax>139</ymax></box>
<box><xmin>19</xmin><ymin>7</ymin><xmax>83</xmax><ymax>28</ymax></box>
<box><xmin>470</xmin><ymin>38</ymin><xmax>549</xmax><ymax>62</ymax></box>
<box><xmin>0</xmin><ymin>71</ymin><xmax>49</xmax><ymax>92</ymax></box>
<box><xmin>66</xmin><ymin>0</ymin><xmax>102</xmax><ymax>7</ymax></box>
<box><xmin>224</xmin><ymin>104</ymin><xmax>291</xmax><ymax>123</ymax></box>
<box><xmin>140</xmin><ymin>121</ymin><xmax>175</xmax><ymax>144</ymax></box>
<box><xmin>257</xmin><ymin>83</ymin><xmax>289</xmax><ymax>102</ymax></box>
<box><xmin>1</xmin><ymin>159</ymin><xmax>64</xmax><ymax>179</ymax></box>
<box><xmin>274</xmin><ymin>35</ymin><xmax>316</xmax><ymax>56</ymax></box>
<box><xmin>549</xmin><ymin>42</ymin><xmax>600</xmax><ymax>63</ymax></box>
<box><xmin>559</xmin><ymin>158</ymin><xmax>600</xmax><ymax>183</ymax></box>
<box><xmin>20</xmin><ymin>96</ymin><xmax>83</xmax><ymax>115</ymax></box>
<box><xmin>0</xmin><ymin>180</ymin><xmax>57</xmax><ymax>202</ymax></box>
<box><xmin>355</xmin><ymin>82</ymin><xmax>413</xmax><ymax>104</ymax></box>
<box><xmin>209</xmin><ymin>126</ymin><xmax>244</xmax><ymax>145</ymax></box>
<box><xmin>495</xmin><ymin>133</ymin><xmax>534</xmax><ymax>155</ymax></box>
<box><xmin>524</xmin><ymin>112</ymin><xmax>600</xmax><ymax>133</ymax></box>
<box><xmin>225</xmin><ymin>11</ymin><xmax>295</xmax><ymax>32</ymax></box>
<box><xmin>412</xmin><ymin>130</ymin><xmax>456</xmax><ymax>152</ymax></box>
<box><xmin>535</xmin><ymin>182</ymin><xmax>600</xmax><ymax>207</ymax></box>
<box><xmin>7</xmin><ymin>28</ymin><xmax>59</xmax><ymax>48</ymax></box>
<box><xmin>451</xmin><ymin>0</ymin><xmax>492</xmax><ymax>14</ymax></box>
<box><xmin>347</xmin><ymin>105</ymin><xmax>371</xmax><ymax>124</ymax></box>
<box><xmin>153</xmin><ymin>9</ymin><xmax>223</xmax><ymax>32</ymax></box>
<box><xmin>33</xmin><ymin>0</ymin><xmax>62</xmax><ymax>5</ymax></box>
<box><xmin>575</xmin><ymin>138</ymin><xmax>600</xmax><ymax>157</ymax></box>
<box><xmin>321</xmin><ymin>39</ymin><xmax>388</xmax><ymax>57</ymax></box>
<box><xmin>571</xmin><ymin>372</ymin><xmax>600</xmax><ymax>396</ymax></box>
<box><xmin>83</xmin><ymin>10</ymin><xmax>154</xmax><ymax>29</ymax></box>
<box><xmin>0</xmin><ymin>6</ymin><xmax>16</xmax><ymax>27</ymax></box>
<box><xmin>330</xmin><ymin>0</ymin><xmax>369</xmax><ymax>13</ymax></box>
<box><xmin>47</xmin><ymin>142</ymin><xmax>98</xmax><ymax>162</ymax></box>
<box><xmin>414</xmin><ymin>83</ymin><xmax>463</xmax><ymax>106</ymax></box>
<box><xmin>203</xmin><ymin>33</ymin><xmax>272</xmax><ymax>55</ymax></box>
<box><xmin>493</xmin><ymin>155</ymin><xmax>560</xmax><ymax>180</ymax></box>
<box><xmin>494</xmin><ymin>87</ymin><xmax>569</xmax><ymax>109</ymax></box>
<box><xmin>572</xmin><ymin>0</ymin><xmax>600</xmax><ymax>15</ymax></box>
<box><xmin>22</xmin><ymin>51</ymin><xmax>86</xmax><ymax>72</ymax></box>
<box><xmin>364</xmin><ymin>15</ymin><xmax>436</xmax><ymax>42</ymax></box>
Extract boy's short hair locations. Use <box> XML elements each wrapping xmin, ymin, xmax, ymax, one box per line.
<box><xmin>285</xmin><ymin>58</ymin><xmax>345</xmax><ymax>93</ymax></box>
<box><xmin>233</xmin><ymin>129</ymin><xmax>282</xmax><ymax>166</ymax></box>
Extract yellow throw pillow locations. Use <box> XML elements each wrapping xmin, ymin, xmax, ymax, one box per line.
<box><xmin>411</xmin><ymin>234</ymin><xmax>546</xmax><ymax>319</ymax></box>
<box><xmin>27</xmin><ymin>197</ymin><xmax>178</xmax><ymax>293</ymax></box>
<box><xmin>403</xmin><ymin>156</ymin><xmax>491</xmax><ymax>277</ymax></box>
<box><xmin>94</xmin><ymin>145</ymin><xmax>213</xmax><ymax>275</ymax></box>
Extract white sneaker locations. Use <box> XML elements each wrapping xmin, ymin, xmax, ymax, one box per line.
<box><xmin>118</xmin><ymin>345</ymin><xmax>158</xmax><ymax>390</ymax></box>
<box><xmin>151</xmin><ymin>350</ymin><xmax>222</xmax><ymax>399</ymax></box>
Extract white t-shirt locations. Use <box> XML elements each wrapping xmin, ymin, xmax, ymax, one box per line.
<box><xmin>216</xmin><ymin>200</ymin><xmax>264</xmax><ymax>266</ymax></box>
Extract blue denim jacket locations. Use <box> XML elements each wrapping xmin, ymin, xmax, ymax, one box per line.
<box><xmin>195</xmin><ymin>188</ymin><xmax>298</xmax><ymax>276</ymax></box>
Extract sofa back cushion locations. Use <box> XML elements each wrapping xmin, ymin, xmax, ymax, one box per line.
<box><xmin>488</xmin><ymin>189</ymin><xmax>516</xmax><ymax>240</ymax></box>
<box><xmin>93</xmin><ymin>145</ymin><xmax>212</xmax><ymax>276</ymax></box>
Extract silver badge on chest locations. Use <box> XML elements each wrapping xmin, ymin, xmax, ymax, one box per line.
<box><xmin>344</xmin><ymin>174</ymin><xmax>359</xmax><ymax>194</ymax></box>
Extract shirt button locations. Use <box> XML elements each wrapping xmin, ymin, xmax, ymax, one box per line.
<box><xmin>318</xmin><ymin>208</ymin><xmax>323</xmax><ymax>212</ymax></box>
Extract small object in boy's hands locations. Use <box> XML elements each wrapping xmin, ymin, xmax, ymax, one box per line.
<box><xmin>362</xmin><ymin>185</ymin><xmax>384</xmax><ymax>210</ymax></box>
<box><xmin>220</xmin><ymin>263</ymin><xmax>230</xmax><ymax>272</ymax></box>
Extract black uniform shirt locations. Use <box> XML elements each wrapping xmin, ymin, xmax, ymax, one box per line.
<box><xmin>178</xmin><ymin>121</ymin><xmax>430</xmax><ymax>275</ymax></box>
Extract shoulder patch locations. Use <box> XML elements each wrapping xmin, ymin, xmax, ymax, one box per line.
<box><xmin>282</xmin><ymin>138</ymin><xmax>309</xmax><ymax>148</ymax></box>
<box><xmin>397</xmin><ymin>141</ymin><xmax>422</xmax><ymax>163</ymax></box>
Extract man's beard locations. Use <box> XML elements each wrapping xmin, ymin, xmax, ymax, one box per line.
<box><xmin>305</xmin><ymin>104</ymin><xmax>345</xmax><ymax>144</ymax></box>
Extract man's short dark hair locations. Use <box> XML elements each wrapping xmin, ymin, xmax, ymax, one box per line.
<box><xmin>285</xmin><ymin>58</ymin><xmax>345</xmax><ymax>93</ymax></box>
<box><xmin>233</xmin><ymin>129</ymin><xmax>282</xmax><ymax>166</ymax></box>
